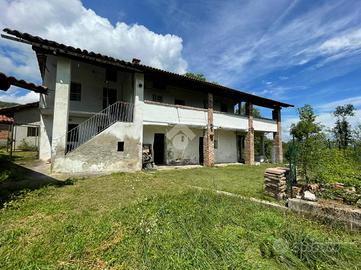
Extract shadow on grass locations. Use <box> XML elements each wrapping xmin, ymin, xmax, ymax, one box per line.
<box><xmin>0</xmin><ymin>154</ymin><xmax>74</xmax><ymax>207</ymax></box>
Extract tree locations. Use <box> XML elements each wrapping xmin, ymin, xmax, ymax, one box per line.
<box><xmin>290</xmin><ymin>105</ymin><xmax>321</xmax><ymax>140</ymax></box>
<box><xmin>184</xmin><ymin>72</ymin><xmax>207</xmax><ymax>82</ymax></box>
<box><xmin>290</xmin><ymin>104</ymin><xmax>323</xmax><ymax>182</ymax></box>
<box><xmin>333</xmin><ymin>104</ymin><xmax>355</xmax><ymax>149</ymax></box>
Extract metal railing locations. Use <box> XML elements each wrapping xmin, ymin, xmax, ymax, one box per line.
<box><xmin>66</xmin><ymin>101</ymin><xmax>134</xmax><ymax>154</ymax></box>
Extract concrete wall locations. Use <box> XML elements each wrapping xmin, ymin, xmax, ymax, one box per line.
<box><xmin>214</xmin><ymin>129</ymin><xmax>238</xmax><ymax>163</ymax></box>
<box><xmin>213</xmin><ymin>112</ymin><xmax>248</xmax><ymax>131</ymax></box>
<box><xmin>52</xmin><ymin>121</ymin><xmax>142</xmax><ymax>174</ymax></box>
<box><xmin>144</xmin><ymin>125</ymin><xmax>239</xmax><ymax>165</ymax></box>
<box><xmin>13</xmin><ymin>107</ymin><xmax>40</xmax><ymax>150</ymax></box>
<box><xmin>69</xmin><ymin>60</ymin><xmax>133</xmax><ymax>112</ymax></box>
<box><xmin>143</xmin><ymin>102</ymin><xmax>207</xmax><ymax>127</ymax></box>
<box><xmin>143</xmin><ymin>125</ymin><xmax>204</xmax><ymax>165</ymax></box>
<box><xmin>143</xmin><ymin>102</ymin><xmax>277</xmax><ymax>132</ymax></box>
<box><xmin>41</xmin><ymin>56</ymin><xmax>133</xmax><ymax>113</ymax></box>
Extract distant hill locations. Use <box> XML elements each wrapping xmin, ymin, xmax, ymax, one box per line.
<box><xmin>0</xmin><ymin>101</ymin><xmax>18</xmax><ymax>109</ymax></box>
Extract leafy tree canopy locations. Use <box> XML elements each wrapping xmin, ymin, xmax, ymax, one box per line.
<box><xmin>184</xmin><ymin>72</ymin><xmax>207</xmax><ymax>82</ymax></box>
<box><xmin>333</xmin><ymin>104</ymin><xmax>355</xmax><ymax>149</ymax></box>
<box><xmin>290</xmin><ymin>104</ymin><xmax>321</xmax><ymax>140</ymax></box>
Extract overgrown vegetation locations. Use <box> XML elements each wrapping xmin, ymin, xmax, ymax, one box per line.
<box><xmin>18</xmin><ymin>139</ymin><xmax>37</xmax><ymax>151</ymax></box>
<box><xmin>1</xmin><ymin>167</ymin><xmax>360</xmax><ymax>269</ymax></box>
<box><xmin>0</xmin><ymin>101</ymin><xmax>18</xmax><ymax>108</ymax></box>
<box><xmin>288</xmin><ymin>104</ymin><xmax>361</xmax><ymax>205</ymax></box>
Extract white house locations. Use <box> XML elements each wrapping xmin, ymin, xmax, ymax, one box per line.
<box><xmin>0</xmin><ymin>102</ymin><xmax>40</xmax><ymax>151</ymax></box>
<box><xmin>2</xmin><ymin>28</ymin><xmax>293</xmax><ymax>174</ymax></box>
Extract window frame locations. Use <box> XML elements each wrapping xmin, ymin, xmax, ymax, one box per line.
<box><xmin>27</xmin><ymin>127</ymin><xmax>38</xmax><ymax>137</ymax></box>
<box><xmin>70</xmin><ymin>82</ymin><xmax>82</xmax><ymax>101</ymax></box>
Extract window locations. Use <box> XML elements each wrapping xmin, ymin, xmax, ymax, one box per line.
<box><xmin>175</xmin><ymin>99</ymin><xmax>186</xmax><ymax>106</ymax></box>
<box><xmin>214</xmin><ymin>140</ymin><xmax>218</xmax><ymax>149</ymax></box>
<box><xmin>117</xmin><ymin>141</ymin><xmax>124</xmax><ymax>151</ymax></box>
<box><xmin>105</xmin><ymin>67</ymin><xmax>117</xmax><ymax>82</ymax></box>
<box><xmin>27</xmin><ymin>127</ymin><xmax>38</xmax><ymax>137</ymax></box>
<box><xmin>70</xmin><ymin>82</ymin><xmax>81</xmax><ymax>101</ymax></box>
<box><xmin>103</xmin><ymin>88</ymin><xmax>117</xmax><ymax>108</ymax></box>
<box><xmin>152</xmin><ymin>94</ymin><xmax>163</xmax><ymax>102</ymax></box>
<box><xmin>221</xmin><ymin>103</ymin><xmax>228</xmax><ymax>113</ymax></box>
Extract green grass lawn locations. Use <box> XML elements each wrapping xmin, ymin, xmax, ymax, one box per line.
<box><xmin>1</xmin><ymin>166</ymin><xmax>361</xmax><ymax>269</ymax></box>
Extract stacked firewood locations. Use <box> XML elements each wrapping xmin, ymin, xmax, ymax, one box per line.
<box><xmin>264</xmin><ymin>167</ymin><xmax>289</xmax><ymax>200</ymax></box>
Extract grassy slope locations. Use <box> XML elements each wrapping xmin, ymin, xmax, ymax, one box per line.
<box><xmin>0</xmin><ymin>101</ymin><xmax>18</xmax><ymax>108</ymax></box>
<box><xmin>0</xmin><ymin>166</ymin><xmax>361</xmax><ymax>269</ymax></box>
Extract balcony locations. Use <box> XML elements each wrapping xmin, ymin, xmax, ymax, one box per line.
<box><xmin>143</xmin><ymin>101</ymin><xmax>277</xmax><ymax>132</ymax></box>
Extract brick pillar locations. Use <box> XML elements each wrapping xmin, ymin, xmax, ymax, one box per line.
<box><xmin>272</xmin><ymin>107</ymin><xmax>283</xmax><ymax>163</ymax></box>
<box><xmin>204</xmin><ymin>92</ymin><xmax>214</xmax><ymax>167</ymax></box>
<box><xmin>245</xmin><ymin>102</ymin><xmax>254</xmax><ymax>165</ymax></box>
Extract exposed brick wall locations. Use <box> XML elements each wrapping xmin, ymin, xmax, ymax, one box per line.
<box><xmin>0</xmin><ymin>124</ymin><xmax>9</xmax><ymax>140</ymax></box>
<box><xmin>245</xmin><ymin>102</ymin><xmax>255</xmax><ymax>165</ymax></box>
<box><xmin>203</xmin><ymin>92</ymin><xmax>214</xmax><ymax>167</ymax></box>
<box><xmin>272</xmin><ymin>108</ymin><xmax>283</xmax><ymax>163</ymax></box>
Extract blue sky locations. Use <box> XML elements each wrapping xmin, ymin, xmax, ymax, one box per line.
<box><xmin>1</xmin><ymin>0</ymin><xmax>361</xmax><ymax>138</ymax></box>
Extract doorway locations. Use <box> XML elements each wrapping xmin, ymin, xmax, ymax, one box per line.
<box><xmin>237</xmin><ymin>135</ymin><xmax>245</xmax><ymax>163</ymax></box>
<box><xmin>103</xmin><ymin>87</ymin><xmax>117</xmax><ymax>109</ymax></box>
<box><xmin>153</xmin><ymin>133</ymin><xmax>165</xmax><ymax>165</ymax></box>
<box><xmin>199</xmin><ymin>137</ymin><xmax>204</xmax><ymax>165</ymax></box>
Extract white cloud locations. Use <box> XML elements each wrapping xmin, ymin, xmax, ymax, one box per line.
<box><xmin>317</xmin><ymin>96</ymin><xmax>361</xmax><ymax>112</ymax></box>
<box><xmin>182</xmin><ymin>0</ymin><xmax>361</xmax><ymax>87</ymax></box>
<box><xmin>318</xmin><ymin>29</ymin><xmax>361</xmax><ymax>54</ymax></box>
<box><xmin>0</xmin><ymin>86</ymin><xmax>39</xmax><ymax>104</ymax></box>
<box><xmin>0</xmin><ymin>0</ymin><xmax>187</xmax><ymax>80</ymax></box>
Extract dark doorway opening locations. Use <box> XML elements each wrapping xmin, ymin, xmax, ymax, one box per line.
<box><xmin>103</xmin><ymin>87</ymin><xmax>117</xmax><ymax>109</ymax></box>
<box><xmin>199</xmin><ymin>137</ymin><xmax>204</xmax><ymax>165</ymax></box>
<box><xmin>153</xmin><ymin>133</ymin><xmax>165</xmax><ymax>165</ymax></box>
<box><xmin>237</xmin><ymin>135</ymin><xmax>245</xmax><ymax>163</ymax></box>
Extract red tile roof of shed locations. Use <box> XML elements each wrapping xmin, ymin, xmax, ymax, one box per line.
<box><xmin>0</xmin><ymin>115</ymin><xmax>14</xmax><ymax>124</ymax></box>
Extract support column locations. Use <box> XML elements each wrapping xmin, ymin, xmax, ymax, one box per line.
<box><xmin>51</xmin><ymin>57</ymin><xmax>71</xmax><ymax>164</ymax></box>
<box><xmin>272</xmin><ymin>107</ymin><xmax>283</xmax><ymax>163</ymax></box>
<box><xmin>204</xmin><ymin>92</ymin><xmax>214</xmax><ymax>167</ymax></box>
<box><xmin>245</xmin><ymin>102</ymin><xmax>254</xmax><ymax>165</ymax></box>
<box><xmin>133</xmin><ymin>72</ymin><xmax>144</xmax><ymax>170</ymax></box>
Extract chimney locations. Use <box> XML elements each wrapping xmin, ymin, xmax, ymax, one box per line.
<box><xmin>132</xmin><ymin>58</ymin><xmax>141</xmax><ymax>65</ymax></box>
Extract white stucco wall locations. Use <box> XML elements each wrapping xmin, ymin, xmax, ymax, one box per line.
<box><xmin>253</xmin><ymin>118</ymin><xmax>277</xmax><ymax>132</ymax></box>
<box><xmin>213</xmin><ymin>112</ymin><xmax>248</xmax><ymax>131</ymax></box>
<box><xmin>144</xmin><ymin>125</ymin><xmax>239</xmax><ymax>165</ymax></box>
<box><xmin>143</xmin><ymin>102</ymin><xmax>207</xmax><ymax>127</ymax></box>
<box><xmin>214</xmin><ymin>129</ymin><xmax>238</xmax><ymax>163</ymax></box>
<box><xmin>52</xmin><ymin>120</ymin><xmax>142</xmax><ymax>174</ymax></box>
<box><xmin>143</xmin><ymin>125</ymin><xmax>204</xmax><ymax>165</ymax></box>
<box><xmin>41</xmin><ymin>56</ymin><xmax>133</xmax><ymax>113</ymax></box>
<box><xmin>13</xmin><ymin>107</ymin><xmax>40</xmax><ymax>150</ymax></box>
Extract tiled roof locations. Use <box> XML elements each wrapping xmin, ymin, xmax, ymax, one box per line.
<box><xmin>0</xmin><ymin>72</ymin><xmax>48</xmax><ymax>94</ymax></box>
<box><xmin>2</xmin><ymin>28</ymin><xmax>293</xmax><ymax>108</ymax></box>
<box><xmin>0</xmin><ymin>115</ymin><xmax>14</xmax><ymax>124</ymax></box>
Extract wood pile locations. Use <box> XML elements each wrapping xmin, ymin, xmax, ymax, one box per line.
<box><xmin>264</xmin><ymin>167</ymin><xmax>289</xmax><ymax>200</ymax></box>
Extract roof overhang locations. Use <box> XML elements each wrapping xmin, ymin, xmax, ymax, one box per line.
<box><xmin>0</xmin><ymin>72</ymin><xmax>48</xmax><ymax>94</ymax></box>
<box><xmin>2</xmin><ymin>28</ymin><xmax>293</xmax><ymax>109</ymax></box>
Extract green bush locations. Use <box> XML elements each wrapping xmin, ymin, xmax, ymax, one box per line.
<box><xmin>311</xmin><ymin>148</ymin><xmax>361</xmax><ymax>189</ymax></box>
